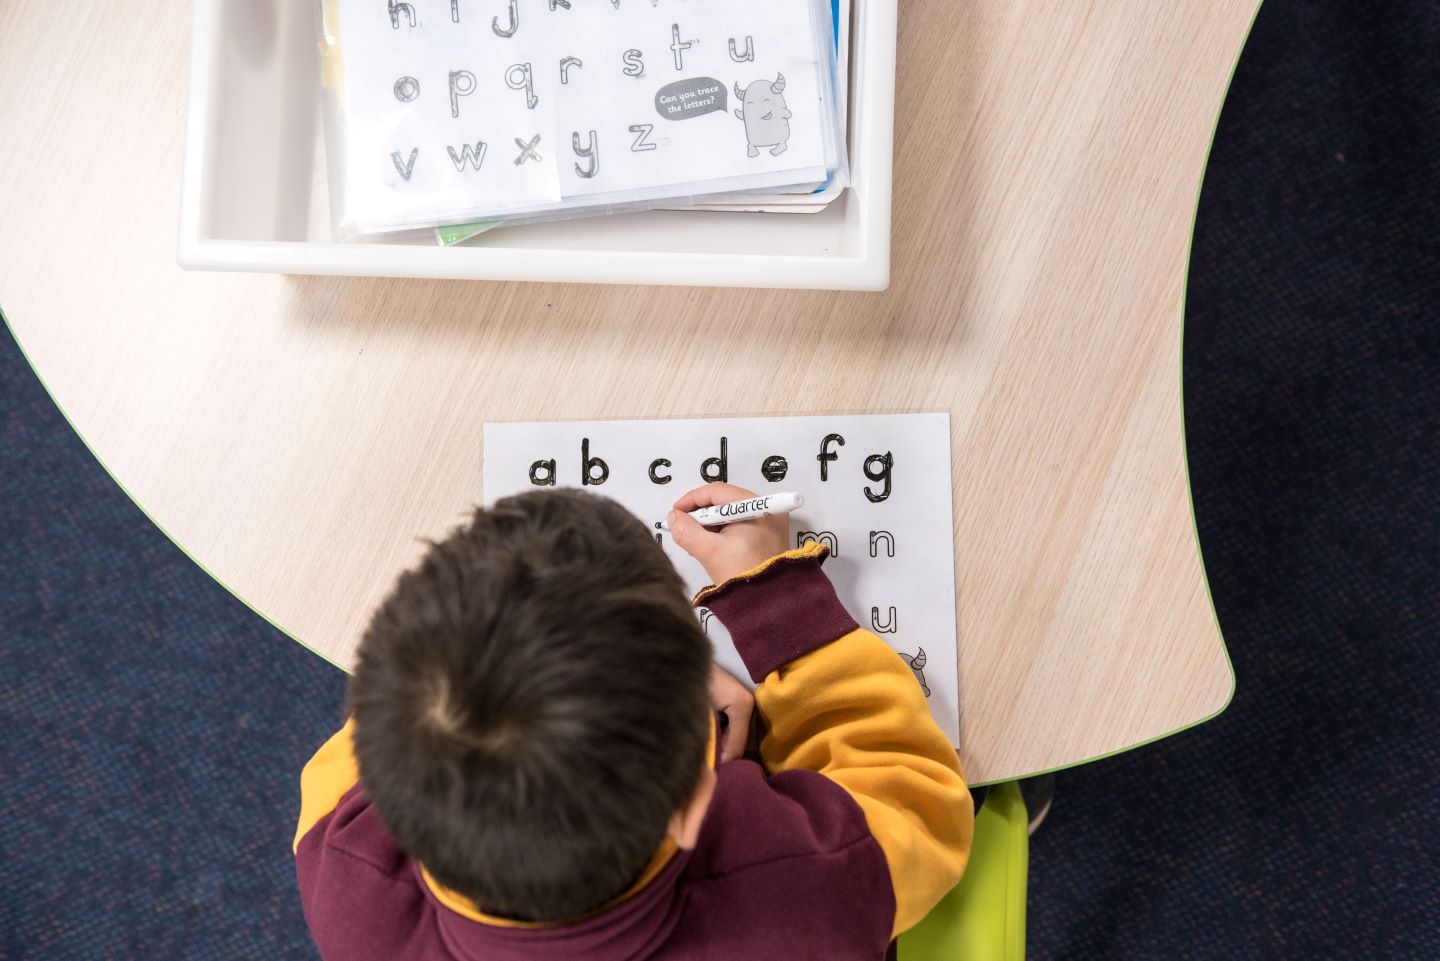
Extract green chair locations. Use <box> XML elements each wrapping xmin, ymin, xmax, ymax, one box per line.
<box><xmin>896</xmin><ymin>781</ymin><xmax>1029</xmax><ymax>961</ymax></box>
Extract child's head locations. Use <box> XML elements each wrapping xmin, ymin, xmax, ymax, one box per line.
<box><xmin>347</xmin><ymin>489</ymin><xmax>713</xmax><ymax>922</ymax></box>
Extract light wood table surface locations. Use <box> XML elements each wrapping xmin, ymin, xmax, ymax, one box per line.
<box><xmin>0</xmin><ymin>0</ymin><xmax>1255</xmax><ymax>784</ymax></box>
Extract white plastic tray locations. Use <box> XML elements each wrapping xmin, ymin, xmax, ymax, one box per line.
<box><xmin>177</xmin><ymin>0</ymin><xmax>896</xmax><ymax>290</ymax></box>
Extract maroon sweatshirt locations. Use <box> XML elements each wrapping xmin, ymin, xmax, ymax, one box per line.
<box><xmin>294</xmin><ymin>545</ymin><xmax>973</xmax><ymax>960</ymax></box>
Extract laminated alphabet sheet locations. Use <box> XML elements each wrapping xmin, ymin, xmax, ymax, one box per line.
<box><xmin>322</xmin><ymin>0</ymin><xmax>843</xmax><ymax>233</ymax></box>
<box><xmin>483</xmin><ymin>413</ymin><xmax>961</xmax><ymax>746</ymax></box>
<box><xmin>658</xmin><ymin>0</ymin><xmax>851</xmax><ymax>214</ymax></box>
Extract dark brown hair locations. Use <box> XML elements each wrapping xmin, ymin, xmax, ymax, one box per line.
<box><xmin>347</xmin><ymin>489</ymin><xmax>712</xmax><ymax>921</ymax></box>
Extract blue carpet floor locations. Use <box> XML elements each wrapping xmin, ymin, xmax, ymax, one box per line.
<box><xmin>1026</xmin><ymin>2</ymin><xmax>1440</xmax><ymax>958</ymax></box>
<box><xmin>0</xmin><ymin>348</ymin><xmax>346</xmax><ymax>959</ymax></box>
<box><xmin>2</xmin><ymin>1</ymin><xmax>1437</xmax><ymax>959</ymax></box>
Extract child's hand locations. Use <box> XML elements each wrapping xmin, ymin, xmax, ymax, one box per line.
<box><xmin>668</xmin><ymin>483</ymin><xmax>791</xmax><ymax>585</ymax></box>
<box><xmin>709</xmin><ymin>663</ymin><xmax>755</xmax><ymax>764</ymax></box>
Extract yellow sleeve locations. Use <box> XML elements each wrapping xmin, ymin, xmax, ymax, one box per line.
<box><xmin>294</xmin><ymin>719</ymin><xmax>360</xmax><ymax>853</ymax></box>
<box><xmin>756</xmin><ymin>629</ymin><xmax>974</xmax><ymax>938</ymax></box>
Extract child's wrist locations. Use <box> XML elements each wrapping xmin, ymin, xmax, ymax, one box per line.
<box><xmin>706</xmin><ymin>550</ymin><xmax>785</xmax><ymax>586</ymax></box>
<box><xmin>702</xmin><ymin>550</ymin><xmax>792</xmax><ymax>592</ymax></box>
<box><xmin>693</xmin><ymin>545</ymin><xmax>857</xmax><ymax>683</ymax></box>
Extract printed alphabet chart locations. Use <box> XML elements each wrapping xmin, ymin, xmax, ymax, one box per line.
<box><xmin>322</xmin><ymin>0</ymin><xmax>843</xmax><ymax>233</ymax></box>
<box><xmin>484</xmin><ymin>413</ymin><xmax>960</xmax><ymax>745</ymax></box>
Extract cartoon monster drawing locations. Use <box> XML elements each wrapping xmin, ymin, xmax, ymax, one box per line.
<box><xmin>733</xmin><ymin>73</ymin><xmax>792</xmax><ymax>157</ymax></box>
<box><xmin>899</xmin><ymin>648</ymin><xmax>931</xmax><ymax>698</ymax></box>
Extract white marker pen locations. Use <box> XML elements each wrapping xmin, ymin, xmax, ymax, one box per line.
<box><xmin>660</xmin><ymin>492</ymin><xmax>804</xmax><ymax>531</ymax></box>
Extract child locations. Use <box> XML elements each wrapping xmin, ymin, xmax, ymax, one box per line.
<box><xmin>294</xmin><ymin>483</ymin><xmax>973</xmax><ymax>960</ymax></box>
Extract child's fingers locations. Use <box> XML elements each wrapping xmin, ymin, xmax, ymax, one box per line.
<box><xmin>665</xmin><ymin>509</ymin><xmax>714</xmax><ymax>560</ymax></box>
<box><xmin>672</xmin><ymin>482</ymin><xmax>758</xmax><ymax>513</ymax></box>
<box><xmin>719</xmin><ymin>698</ymin><xmax>753</xmax><ymax>763</ymax></box>
<box><xmin>718</xmin><ymin>716</ymin><xmax>748</xmax><ymax>764</ymax></box>
<box><xmin>709</xmin><ymin>664</ymin><xmax>755</xmax><ymax>763</ymax></box>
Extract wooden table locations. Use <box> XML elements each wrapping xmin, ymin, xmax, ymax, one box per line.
<box><xmin>0</xmin><ymin>0</ymin><xmax>1255</xmax><ymax>784</ymax></box>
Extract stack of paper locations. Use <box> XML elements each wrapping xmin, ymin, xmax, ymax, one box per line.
<box><xmin>317</xmin><ymin>0</ymin><xmax>848</xmax><ymax>238</ymax></box>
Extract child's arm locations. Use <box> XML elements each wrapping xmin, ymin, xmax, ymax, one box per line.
<box><xmin>671</xmin><ymin>486</ymin><xmax>974</xmax><ymax>939</ymax></box>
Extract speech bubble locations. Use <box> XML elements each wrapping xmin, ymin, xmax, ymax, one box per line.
<box><xmin>654</xmin><ymin>77</ymin><xmax>728</xmax><ymax>121</ymax></box>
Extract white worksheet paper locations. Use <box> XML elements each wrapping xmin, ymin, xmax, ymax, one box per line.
<box><xmin>484</xmin><ymin>413</ymin><xmax>960</xmax><ymax>746</ymax></box>
<box><xmin>334</xmin><ymin>0</ymin><xmax>836</xmax><ymax>231</ymax></box>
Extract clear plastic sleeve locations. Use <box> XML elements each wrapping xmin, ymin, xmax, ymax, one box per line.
<box><xmin>316</xmin><ymin>0</ymin><xmax>848</xmax><ymax>237</ymax></box>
